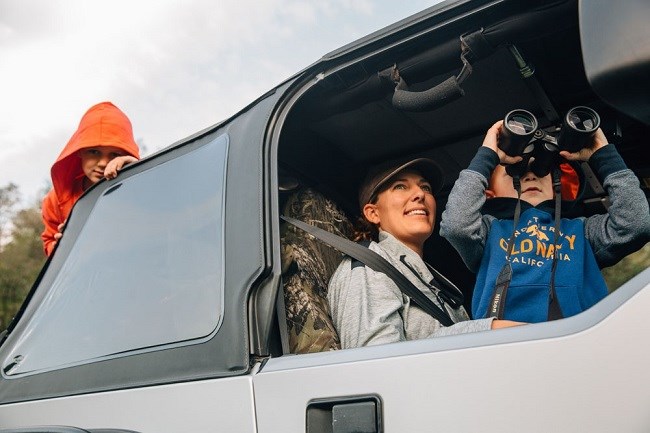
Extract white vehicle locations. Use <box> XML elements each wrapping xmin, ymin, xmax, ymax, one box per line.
<box><xmin>1</xmin><ymin>0</ymin><xmax>649</xmax><ymax>431</ymax></box>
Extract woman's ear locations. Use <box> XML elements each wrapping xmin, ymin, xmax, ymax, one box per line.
<box><xmin>363</xmin><ymin>203</ymin><xmax>381</xmax><ymax>225</ymax></box>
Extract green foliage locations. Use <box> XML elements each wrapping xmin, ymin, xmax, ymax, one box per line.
<box><xmin>602</xmin><ymin>242</ymin><xmax>650</xmax><ymax>292</ymax></box>
<box><xmin>0</xmin><ymin>184</ymin><xmax>46</xmax><ymax>330</ymax></box>
<box><xmin>0</xmin><ymin>182</ymin><xmax>19</xmax><ymax>247</ymax></box>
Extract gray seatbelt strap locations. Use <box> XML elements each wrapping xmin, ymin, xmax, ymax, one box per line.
<box><xmin>282</xmin><ymin>215</ymin><xmax>455</xmax><ymax>327</ymax></box>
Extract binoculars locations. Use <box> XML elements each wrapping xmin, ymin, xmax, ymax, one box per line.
<box><xmin>498</xmin><ymin>106</ymin><xmax>600</xmax><ymax>178</ymax></box>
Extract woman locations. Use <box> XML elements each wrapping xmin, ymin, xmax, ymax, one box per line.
<box><xmin>327</xmin><ymin>158</ymin><xmax>519</xmax><ymax>348</ymax></box>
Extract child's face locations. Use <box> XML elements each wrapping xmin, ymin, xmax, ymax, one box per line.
<box><xmin>363</xmin><ymin>170</ymin><xmax>436</xmax><ymax>253</ymax></box>
<box><xmin>79</xmin><ymin>146</ymin><xmax>126</xmax><ymax>184</ymax></box>
<box><xmin>487</xmin><ymin>165</ymin><xmax>553</xmax><ymax>206</ymax></box>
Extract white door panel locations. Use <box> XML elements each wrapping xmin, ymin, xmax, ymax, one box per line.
<box><xmin>0</xmin><ymin>375</ymin><xmax>256</xmax><ymax>433</ymax></box>
<box><xmin>254</xmin><ymin>285</ymin><xmax>650</xmax><ymax>433</ymax></box>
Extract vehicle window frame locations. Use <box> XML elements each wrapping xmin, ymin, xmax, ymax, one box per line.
<box><xmin>0</xmin><ymin>115</ymin><xmax>270</xmax><ymax>404</ymax></box>
<box><xmin>2</xmin><ymin>135</ymin><xmax>228</xmax><ymax>379</ymax></box>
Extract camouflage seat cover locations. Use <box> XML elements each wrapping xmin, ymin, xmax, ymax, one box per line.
<box><xmin>280</xmin><ymin>188</ymin><xmax>354</xmax><ymax>353</ymax></box>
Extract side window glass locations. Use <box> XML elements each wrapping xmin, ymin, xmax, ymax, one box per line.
<box><xmin>3</xmin><ymin>135</ymin><xmax>228</xmax><ymax>377</ymax></box>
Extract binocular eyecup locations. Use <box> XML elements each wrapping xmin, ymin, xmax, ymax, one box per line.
<box><xmin>499</xmin><ymin>109</ymin><xmax>538</xmax><ymax>157</ymax></box>
<box><xmin>498</xmin><ymin>106</ymin><xmax>600</xmax><ymax>178</ymax></box>
<box><xmin>558</xmin><ymin>106</ymin><xmax>601</xmax><ymax>153</ymax></box>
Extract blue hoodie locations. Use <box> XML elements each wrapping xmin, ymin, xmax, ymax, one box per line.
<box><xmin>440</xmin><ymin>145</ymin><xmax>650</xmax><ymax>323</ymax></box>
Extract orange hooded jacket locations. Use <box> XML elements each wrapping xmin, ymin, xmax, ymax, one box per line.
<box><xmin>41</xmin><ymin>102</ymin><xmax>140</xmax><ymax>256</ymax></box>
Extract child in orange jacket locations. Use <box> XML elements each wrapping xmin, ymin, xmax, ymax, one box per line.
<box><xmin>41</xmin><ymin>102</ymin><xmax>140</xmax><ymax>256</ymax></box>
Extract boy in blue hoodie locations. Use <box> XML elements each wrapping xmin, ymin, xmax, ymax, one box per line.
<box><xmin>440</xmin><ymin>120</ymin><xmax>650</xmax><ymax>323</ymax></box>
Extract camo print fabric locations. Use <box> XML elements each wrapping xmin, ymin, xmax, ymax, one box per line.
<box><xmin>281</xmin><ymin>188</ymin><xmax>354</xmax><ymax>353</ymax></box>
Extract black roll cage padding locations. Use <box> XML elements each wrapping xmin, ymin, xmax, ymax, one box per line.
<box><xmin>383</xmin><ymin>28</ymin><xmax>495</xmax><ymax>112</ymax></box>
<box><xmin>301</xmin><ymin>0</ymin><xmax>576</xmax><ymax>120</ymax></box>
<box><xmin>383</xmin><ymin>66</ymin><xmax>465</xmax><ymax>112</ymax></box>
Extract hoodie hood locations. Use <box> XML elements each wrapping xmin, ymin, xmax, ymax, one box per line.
<box><xmin>559</xmin><ymin>161</ymin><xmax>583</xmax><ymax>202</ymax></box>
<box><xmin>50</xmin><ymin>101</ymin><xmax>140</xmax><ymax>201</ymax></box>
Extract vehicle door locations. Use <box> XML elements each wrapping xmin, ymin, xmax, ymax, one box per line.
<box><xmin>252</xmin><ymin>0</ymin><xmax>650</xmax><ymax>429</ymax></box>
<box><xmin>0</xmin><ymin>86</ymin><xmax>290</xmax><ymax>432</ymax></box>
<box><xmin>253</xmin><ymin>270</ymin><xmax>650</xmax><ymax>433</ymax></box>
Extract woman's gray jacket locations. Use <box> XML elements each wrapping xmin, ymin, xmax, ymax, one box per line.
<box><xmin>327</xmin><ymin>231</ymin><xmax>494</xmax><ymax>349</ymax></box>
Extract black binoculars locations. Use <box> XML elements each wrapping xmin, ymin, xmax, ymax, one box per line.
<box><xmin>498</xmin><ymin>106</ymin><xmax>600</xmax><ymax>178</ymax></box>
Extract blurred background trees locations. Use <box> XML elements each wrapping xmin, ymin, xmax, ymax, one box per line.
<box><xmin>0</xmin><ymin>183</ymin><xmax>46</xmax><ymax>330</ymax></box>
<box><xmin>602</xmin><ymin>242</ymin><xmax>650</xmax><ymax>292</ymax></box>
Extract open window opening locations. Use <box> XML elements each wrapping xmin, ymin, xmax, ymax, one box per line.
<box><xmin>273</xmin><ymin>0</ymin><xmax>650</xmax><ymax>355</ymax></box>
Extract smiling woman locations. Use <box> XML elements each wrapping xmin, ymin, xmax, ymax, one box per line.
<box><xmin>326</xmin><ymin>157</ymin><xmax>520</xmax><ymax>349</ymax></box>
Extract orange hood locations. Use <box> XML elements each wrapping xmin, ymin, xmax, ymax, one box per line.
<box><xmin>50</xmin><ymin>101</ymin><xmax>140</xmax><ymax>201</ymax></box>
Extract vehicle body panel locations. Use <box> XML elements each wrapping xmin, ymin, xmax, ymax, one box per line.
<box><xmin>0</xmin><ymin>376</ymin><xmax>257</xmax><ymax>433</ymax></box>
<box><xmin>253</xmin><ymin>271</ymin><xmax>650</xmax><ymax>432</ymax></box>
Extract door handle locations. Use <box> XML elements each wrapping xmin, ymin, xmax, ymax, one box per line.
<box><xmin>306</xmin><ymin>395</ymin><xmax>382</xmax><ymax>433</ymax></box>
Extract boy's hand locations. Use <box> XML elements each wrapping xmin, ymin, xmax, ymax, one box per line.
<box><xmin>491</xmin><ymin>319</ymin><xmax>525</xmax><ymax>329</ymax></box>
<box><xmin>559</xmin><ymin>127</ymin><xmax>608</xmax><ymax>162</ymax></box>
<box><xmin>54</xmin><ymin>222</ymin><xmax>65</xmax><ymax>241</ymax></box>
<box><xmin>52</xmin><ymin>221</ymin><xmax>66</xmax><ymax>248</ymax></box>
<box><xmin>104</xmin><ymin>155</ymin><xmax>138</xmax><ymax>179</ymax></box>
<box><xmin>482</xmin><ymin>120</ymin><xmax>523</xmax><ymax>165</ymax></box>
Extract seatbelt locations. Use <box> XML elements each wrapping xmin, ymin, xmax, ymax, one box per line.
<box><xmin>281</xmin><ymin>215</ymin><xmax>455</xmax><ymax>327</ymax></box>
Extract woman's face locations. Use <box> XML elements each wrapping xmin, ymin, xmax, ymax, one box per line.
<box><xmin>363</xmin><ymin>169</ymin><xmax>436</xmax><ymax>255</ymax></box>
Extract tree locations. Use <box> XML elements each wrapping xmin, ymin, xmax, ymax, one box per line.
<box><xmin>0</xmin><ymin>197</ymin><xmax>46</xmax><ymax>330</ymax></box>
<box><xmin>602</xmin><ymin>243</ymin><xmax>650</xmax><ymax>291</ymax></box>
<box><xmin>0</xmin><ymin>183</ymin><xmax>19</xmax><ymax>248</ymax></box>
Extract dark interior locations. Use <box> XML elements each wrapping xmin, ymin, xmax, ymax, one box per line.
<box><xmin>277</xmin><ymin>0</ymin><xmax>650</xmax><ymax>311</ymax></box>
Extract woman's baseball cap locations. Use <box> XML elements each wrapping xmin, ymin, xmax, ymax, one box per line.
<box><xmin>358</xmin><ymin>157</ymin><xmax>445</xmax><ymax>210</ymax></box>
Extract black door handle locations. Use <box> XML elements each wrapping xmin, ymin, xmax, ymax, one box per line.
<box><xmin>306</xmin><ymin>395</ymin><xmax>382</xmax><ymax>433</ymax></box>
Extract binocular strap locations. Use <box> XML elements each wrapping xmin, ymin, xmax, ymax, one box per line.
<box><xmin>487</xmin><ymin>177</ymin><xmax>522</xmax><ymax>319</ymax></box>
<box><xmin>489</xmin><ymin>262</ymin><xmax>512</xmax><ymax>319</ymax></box>
<box><xmin>547</xmin><ymin>169</ymin><xmax>564</xmax><ymax>321</ymax></box>
<box><xmin>487</xmin><ymin>173</ymin><xmax>565</xmax><ymax>321</ymax></box>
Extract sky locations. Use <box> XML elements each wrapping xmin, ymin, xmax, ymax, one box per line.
<box><xmin>0</xmin><ymin>0</ymin><xmax>441</xmax><ymax>207</ymax></box>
